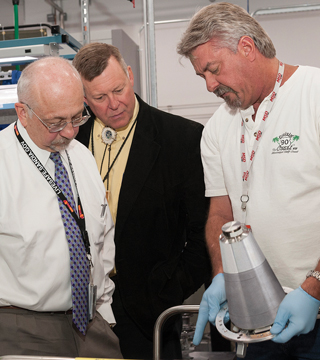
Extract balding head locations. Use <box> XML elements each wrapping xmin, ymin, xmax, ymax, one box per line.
<box><xmin>15</xmin><ymin>57</ymin><xmax>85</xmax><ymax>152</ymax></box>
<box><xmin>17</xmin><ymin>57</ymin><xmax>83</xmax><ymax>109</ymax></box>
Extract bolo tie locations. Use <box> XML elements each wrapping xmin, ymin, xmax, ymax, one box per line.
<box><xmin>90</xmin><ymin>118</ymin><xmax>137</xmax><ymax>201</ymax></box>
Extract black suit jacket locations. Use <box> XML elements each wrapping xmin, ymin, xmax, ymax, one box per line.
<box><xmin>76</xmin><ymin>95</ymin><xmax>210</xmax><ymax>338</ymax></box>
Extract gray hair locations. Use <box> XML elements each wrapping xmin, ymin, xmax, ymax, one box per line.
<box><xmin>17</xmin><ymin>56</ymin><xmax>81</xmax><ymax>108</ymax></box>
<box><xmin>177</xmin><ymin>2</ymin><xmax>276</xmax><ymax>59</ymax></box>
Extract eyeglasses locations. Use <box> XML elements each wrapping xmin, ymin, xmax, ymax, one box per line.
<box><xmin>22</xmin><ymin>102</ymin><xmax>91</xmax><ymax>133</ymax></box>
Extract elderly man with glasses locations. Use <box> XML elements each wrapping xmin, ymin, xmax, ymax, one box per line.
<box><xmin>0</xmin><ymin>56</ymin><xmax>122</xmax><ymax>358</ymax></box>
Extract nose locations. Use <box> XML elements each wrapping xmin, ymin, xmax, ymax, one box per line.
<box><xmin>206</xmin><ymin>74</ymin><xmax>220</xmax><ymax>93</ymax></box>
<box><xmin>59</xmin><ymin>122</ymin><xmax>78</xmax><ymax>139</ymax></box>
<box><xmin>108</xmin><ymin>95</ymin><xmax>119</xmax><ymax>110</ymax></box>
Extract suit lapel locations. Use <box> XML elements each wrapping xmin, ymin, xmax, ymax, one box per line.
<box><xmin>115</xmin><ymin>98</ymin><xmax>160</xmax><ymax>240</ymax></box>
<box><xmin>76</xmin><ymin>107</ymin><xmax>95</xmax><ymax>147</ymax></box>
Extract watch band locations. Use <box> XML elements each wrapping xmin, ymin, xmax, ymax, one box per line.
<box><xmin>306</xmin><ymin>270</ymin><xmax>320</xmax><ymax>281</ymax></box>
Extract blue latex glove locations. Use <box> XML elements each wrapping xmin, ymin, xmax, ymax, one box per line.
<box><xmin>193</xmin><ymin>273</ymin><xmax>228</xmax><ymax>345</ymax></box>
<box><xmin>271</xmin><ymin>286</ymin><xmax>320</xmax><ymax>343</ymax></box>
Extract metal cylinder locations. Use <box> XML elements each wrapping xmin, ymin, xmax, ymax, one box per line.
<box><xmin>220</xmin><ymin>221</ymin><xmax>285</xmax><ymax>330</ymax></box>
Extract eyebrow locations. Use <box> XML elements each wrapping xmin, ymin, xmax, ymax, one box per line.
<box><xmin>91</xmin><ymin>92</ymin><xmax>105</xmax><ymax>97</ymax></box>
<box><xmin>43</xmin><ymin>110</ymin><xmax>83</xmax><ymax>122</ymax></box>
<box><xmin>196</xmin><ymin>61</ymin><xmax>217</xmax><ymax>76</ymax></box>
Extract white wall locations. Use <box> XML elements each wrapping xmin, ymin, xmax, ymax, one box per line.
<box><xmin>138</xmin><ymin>10</ymin><xmax>320</xmax><ymax>125</ymax></box>
<box><xmin>257</xmin><ymin>11</ymin><xmax>320</xmax><ymax>68</ymax></box>
<box><xmin>139</xmin><ymin>22</ymin><xmax>223</xmax><ymax>125</ymax></box>
<box><xmin>3</xmin><ymin>1</ymin><xmax>320</xmax><ymax>127</ymax></box>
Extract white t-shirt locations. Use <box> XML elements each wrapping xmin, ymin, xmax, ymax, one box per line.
<box><xmin>0</xmin><ymin>120</ymin><xmax>116</xmax><ymax>323</ymax></box>
<box><xmin>201</xmin><ymin>66</ymin><xmax>320</xmax><ymax>289</ymax></box>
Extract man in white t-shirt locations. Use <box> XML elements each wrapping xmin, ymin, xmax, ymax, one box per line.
<box><xmin>177</xmin><ymin>2</ymin><xmax>320</xmax><ymax>359</ymax></box>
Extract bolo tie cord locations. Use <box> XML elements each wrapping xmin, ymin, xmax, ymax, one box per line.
<box><xmin>91</xmin><ymin>117</ymin><xmax>138</xmax><ymax>186</ymax></box>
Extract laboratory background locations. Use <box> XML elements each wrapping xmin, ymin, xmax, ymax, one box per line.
<box><xmin>0</xmin><ymin>0</ymin><xmax>320</xmax><ymax>359</ymax></box>
<box><xmin>1</xmin><ymin>0</ymin><xmax>320</xmax><ymax>128</ymax></box>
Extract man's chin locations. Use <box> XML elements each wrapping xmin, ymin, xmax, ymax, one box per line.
<box><xmin>224</xmin><ymin>96</ymin><xmax>242</xmax><ymax>110</ymax></box>
<box><xmin>50</xmin><ymin>140</ymin><xmax>72</xmax><ymax>152</ymax></box>
<box><xmin>104</xmin><ymin>116</ymin><xmax>132</xmax><ymax>131</ymax></box>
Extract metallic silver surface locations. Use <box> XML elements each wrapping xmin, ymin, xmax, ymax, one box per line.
<box><xmin>220</xmin><ymin>221</ymin><xmax>285</xmax><ymax>330</ymax></box>
<box><xmin>153</xmin><ymin>305</ymin><xmax>199</xmax><ymax>360</ymax></box>
<box><xmin>225</xmin><ymin>260</ymin><xmax>285</xmax><ymax>329</ymax></box>
<box><xmin>221</xmin><ymin>220</ymin><xmax>243</xmax><ymax>238</ymax></box>
<box><xmin>188</xmin><ymin>351</ymin><xmax>236</xmax><ymax>360</ymax></box>
<box><xmin>216</xmin><ymin>304</ymin><xmax>274</xmax><ymax>342</ymax></box>
<box><xmin>220</xmin><ymin>229</ymin><xmax>265</xmax><ymax>273</ymax></box>
<box><xmin>307</xmin><ymin>270</ymin><xmax>320</xmax><ymax>282</ymax></box>
<box><xmin>147</xmin><ymin>0</ymin><xmax>158</xmax><ymax>108</ymax></box>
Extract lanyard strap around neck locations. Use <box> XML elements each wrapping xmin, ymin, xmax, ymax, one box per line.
<box><xmin>240</xmin><ymin>61</ymin><xmax>284</xmax><ymax>216</ymax></box>
<box><xmin>14</xmin><ymin>122</ymin><xmax>91</xmax><ymax>257</ymax></box>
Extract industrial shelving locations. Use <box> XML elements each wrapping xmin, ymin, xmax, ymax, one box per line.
<box><xmin>0</xmin><ymin>25</ymin><xmax>82</xmax><ymax>128</ymax></box>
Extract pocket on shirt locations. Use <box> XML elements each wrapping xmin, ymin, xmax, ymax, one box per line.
<box><xmin>84</xmin><ymin>208</ymin><xmax>106</xmax><ymax>246</ymax></box>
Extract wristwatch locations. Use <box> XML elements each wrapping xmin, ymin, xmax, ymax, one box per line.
<box><xmin>306</xmin><ymin>270</ymin><xmax>320</xmax><ymax>281</ymax></box>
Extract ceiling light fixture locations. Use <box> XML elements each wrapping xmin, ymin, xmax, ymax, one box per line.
<box><xmin>0</xmin><ymin>56</ymin><xmax>37</xmax><ymax>66</ymax></box>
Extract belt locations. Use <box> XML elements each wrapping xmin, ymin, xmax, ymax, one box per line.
<box><xmin>0</xmin><ymin>306</ymin><xmax>73</xmax><ymax>314</ymax></box>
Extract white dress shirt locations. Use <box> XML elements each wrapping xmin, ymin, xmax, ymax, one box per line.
<box><xmin>0</xmin><ymin>120</ymin><xmax>116</xmax><ymax>323</ymax></box>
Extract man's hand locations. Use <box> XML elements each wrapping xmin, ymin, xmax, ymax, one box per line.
<box><xmin>193</xmin><ymin>273</ymin><xmax>228</xmax><ymax>345</ymax></box>
<box><xmin>271</xmin><ymin>286</ymin><xmax>320</xmax><ymax>343</ymax></box>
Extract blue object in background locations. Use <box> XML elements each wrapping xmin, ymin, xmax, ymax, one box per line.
<box><xmin>2</xmin><ymin>70</ymin><xmax>21</xmax><ymax>85</ymax></box>
<box><xmin>0</xmin><ymin>124</ymin><xmax>10</xmax><ymax>131</ymax></box>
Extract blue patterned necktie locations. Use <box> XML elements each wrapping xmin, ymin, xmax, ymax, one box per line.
<box><xmin>50</xmin><ymin>152</ymin><xmax>89</xmax><ymax>335</ymax></box>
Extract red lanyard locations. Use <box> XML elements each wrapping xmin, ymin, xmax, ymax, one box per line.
<box><xmin>240</xmin><ymin>61</ymin><xmax>284</xmax><ymax>216</ymax></box>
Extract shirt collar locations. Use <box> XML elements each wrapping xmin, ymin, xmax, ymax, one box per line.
<box><xmin>240</xmin><ymin>106</ymin><xmax>255</xmax><ymax>119</ymax></box>
<box><xmin>240</xmin><ymin>89</ymin><xmax>276</xmax><ymax>120</ymax></box>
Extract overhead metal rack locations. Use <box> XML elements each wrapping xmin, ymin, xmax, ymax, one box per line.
<box><xmin>0</xmin><ymin>24</ymin><xmax>82</xmax><ymax>125</ymax></box>
<box><xmin>0</xmin><ymin>25</ymin><xmax>82</xmax><ymax>67</ymax></box>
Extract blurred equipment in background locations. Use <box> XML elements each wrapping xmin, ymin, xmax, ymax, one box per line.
<box><xmin>128</xmin><ymin>0</ymin><xmax>136</xmax><ymax>8</ymax></box>
<box><xmin>0</xmin><ymin>24</ymin><xmax>81</xmax><ymax>130</ymax></box>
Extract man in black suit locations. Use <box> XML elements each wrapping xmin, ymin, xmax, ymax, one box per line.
<box><xmin>73</xmin><ymin>43</ymin><xmax>210</xmax><ymax>360</ymax></box>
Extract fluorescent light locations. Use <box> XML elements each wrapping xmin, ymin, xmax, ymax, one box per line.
<box><xmin>0</xmin><ymin>56</ymin><xmax>37</xmax><ymax>65</ymax></box>
<box><xmin>252</xmin><ymin>4</ymin><xmax>320</xmax><ymax>17</ymax></box>
<box><xmin>0</xmin><ymin>43</ymin><xmax>59</xmax><ymax>66</ymax></box>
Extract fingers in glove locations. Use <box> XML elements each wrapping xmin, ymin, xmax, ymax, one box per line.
<box><xmin>193</xmin><ymin>300</ymin><xmax>209</xmax><ymax>345</ymax></box>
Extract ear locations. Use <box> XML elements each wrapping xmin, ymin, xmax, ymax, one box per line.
<box><xmin>83</xmin><ymin>95</ymin><xmax>88</xmax><ymax>106</ymax></box>
<box><xmin>238</xmin><ymin>36</ymin><xmax>256</xmax><ymax>61</ymax></box>
<box><xmin>127</xmin><ymin>66</ymin><xmax>134</xmax><ymax>87</ymax></box>
<box><xmin>15</xmin><ymin>102</ymin><xmax>28</xmax><ymax>127</ymax></box>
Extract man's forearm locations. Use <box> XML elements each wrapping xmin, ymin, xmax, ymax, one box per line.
<box><xmin>206</xmin><ymin>217</ymin><xmax>225</xmax><ymax>277</ymax></box>
<box><xmin>206</xmin><ymin>196</ymin><xmax>233</xmax><ymax>278</ymax></box>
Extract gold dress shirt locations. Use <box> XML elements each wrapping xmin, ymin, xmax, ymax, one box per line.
<box><xmin>89</xmin><ymin>96</ymin><xmax>139</xmax><ymax>224</ymax></box>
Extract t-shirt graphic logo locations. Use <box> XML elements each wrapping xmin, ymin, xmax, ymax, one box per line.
<box><xmin>272</xmin><ymin>132</ymin><xmax>299</xmax><ymax>154</ymax></box>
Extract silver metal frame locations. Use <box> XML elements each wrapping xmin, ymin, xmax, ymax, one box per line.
<box><xmin>143</xmin><ymin>0</ymin><xmax>158</xmax><ymax>108</ymax></box>
<box><xmin>81</xmin><ymin>0</ymin><xmax>90</xmax><ymax>45</ymax></box>
<box><xmin>44</xmin><ymin>0</ymin><xmax>65</xmax><ymax>29</ymax></box>
<box><xmin>153</xmin><ymin>304</ymin><xmax>200</xmax><ymax>360</ymax></box>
